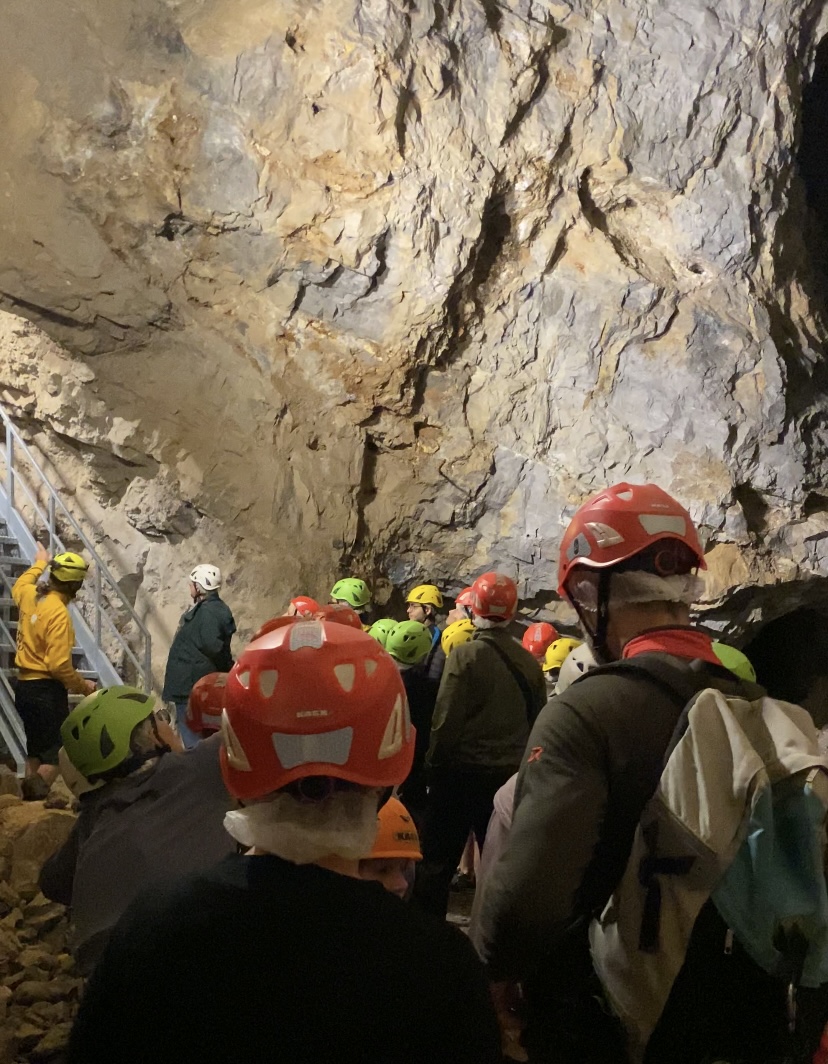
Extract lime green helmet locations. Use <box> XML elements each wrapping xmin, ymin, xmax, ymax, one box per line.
<box><xmin>386</xmin><ymin>621</ymin><xmax>433</xmax><ymax>666</ymax></box>
<box><xmin>712</xmin><ymin>641</ymin><xmax>756</xmax><ymax>684</ymax></box>
<box><xmin>368</xmin><ymin>618</ymin><xmax>398</xmax><ymax>648</ymax></box>
<box><xmin>50</xmin><ymin>551</ymin><xmax>89</xmax><ymax>583</ymax></box>
<box><xmin>330</xmin><ymin>578</ymin><xmax>371</xmax><ymax>609</ymax></box>
<box><xmin>61</xmin><ymin>686</ymin><xmax>157</xmax><ymax>780</ymax></box>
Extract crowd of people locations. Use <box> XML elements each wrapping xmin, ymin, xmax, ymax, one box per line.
<box><xmin>9</xmin><ymin>479</ymin><xmax>828</xmax><ymax>1063</ymax></box>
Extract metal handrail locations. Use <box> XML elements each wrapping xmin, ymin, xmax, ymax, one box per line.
<box><xmin>0</xmin><ymin>406</ymin><xmax>152</xmax><ymax>691</ymax></box>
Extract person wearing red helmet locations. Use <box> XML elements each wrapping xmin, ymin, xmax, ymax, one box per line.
<box><xmin>286</xmin><ymin>595</ymin><xmax>320</xmax><ymax>618</ymax></box>
<box><xmin>68</xmin><ymin>620</ymin><xmax>500</xmax><ymax>1064</ymax></box>
<box><xmin>446</xmin><ymin>586</ymin><xmax>475</xmax><ymax>623</ymax></box>
<box><xmin>477</xmin><ymin>483</ymin><xmax>778</xmax><ymax>1063</ymax></box>
<box><xmin>185</xmin><ymin>672</ymin><xmax>227</xmax><ymax>739</ymax></box>
<box><xmin>413</xmin><ymin>571</ymin><xmax>545</xmax><ymax>918</ymax></box>
<box><xmin>521</xmin><ymin>621</ymin><xmax>559</xmax><ymax>660</ymax></box>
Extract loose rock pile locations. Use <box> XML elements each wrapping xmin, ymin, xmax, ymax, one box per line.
<box><xmin>0</xmin><ymin>773</ymin><xmax>80</xmax><ymax>1064</ymax></box>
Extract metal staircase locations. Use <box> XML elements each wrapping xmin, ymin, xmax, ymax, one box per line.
<box><xmin>0</xmin><ymin>407</ymin><xmax>151</xmax><ymax>773</ymax></box>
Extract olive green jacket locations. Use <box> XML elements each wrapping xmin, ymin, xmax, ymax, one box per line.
<box><xmin>427</xmin><ymin>627</ymin><xmax>546</xmax><ymax>773</ymax></box>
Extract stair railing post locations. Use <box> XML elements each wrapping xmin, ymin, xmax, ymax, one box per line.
<box><xmin>94</xmin><ymin>565</ymin><xmax>102</xmax><ymax>650</ymax></box>
<box><xmin>6</xmin><ymin>432</ymin><xmax>13</xmax><ymax>512</ymax></box>
<box><xmin>47</xmin><ymin>495</ymin><xmax>56</xmax><ymax>553</ymax></box>
<box><xmin>143</xmin><ymin>640</ymin><xmax>151</xmax><ymax>695</ymax></box>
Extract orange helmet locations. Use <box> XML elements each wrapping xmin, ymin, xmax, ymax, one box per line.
<box><xmin>469</xmin><ymin>572</ymin><xmax>518</xmax><ymax>622</ymax></box>
<box><xmin>314</xmin><ymin>603</ymin><xmax>364</xmax><ymax>630</ymax></box>
<box><xmin>186</xmin><ymin>672</ymin><xmax>228</xmax><ymax>734</ymax></box>
<box><xmin>455</xmin><ymin>587</ymin><xmax>475</xmax><ymax>609</ymax></box>
<box><xmin>288</xmin><ymin>596</ymin><xmax>320</xmax><ymax>618</ymax></box>
<box><xmin>220</xmin><ymin>621</ymin><xmax>414</xmax><ymax>800</ymax></box>
<box><xmin>521</xmin><ymin>622</ymin><xmax>559</xmax><ymax>659</ymax></box>
<box><xmin>558</xmin><ymin>482</ymin><xmax>705</xmax><ymax>598</ymax></box>
<box><xmin>369</xmin><ymin>797</ymin><xmax>422</xmax><ymax>860</ymax></box>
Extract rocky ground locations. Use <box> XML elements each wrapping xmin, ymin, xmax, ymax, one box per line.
<box><xmin>0</xmin><ymin>770</ymin><xmax>79</xmax><ymax>1064</ymax></box>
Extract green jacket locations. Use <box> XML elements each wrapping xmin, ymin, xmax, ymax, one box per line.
<box><xmin>427</xmin><ymin>627</ymin><xmax>546</xmax><ymax>773</ymax></box>
<box><xmin>162</xmin><ymin>593</ymin><xmax>236</xmax><ymax>701</ymax></box>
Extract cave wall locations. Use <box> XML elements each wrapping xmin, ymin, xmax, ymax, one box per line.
<box><xmin>1</xmin><ymin>0</ymin><xmax>828</xmax><ymax>674</ymax></box>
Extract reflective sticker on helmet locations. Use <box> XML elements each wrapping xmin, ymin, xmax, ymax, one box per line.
<box><xmin>585</xmin><ymin>522</ymin><xmax>625</xmax><ymax>548</ymax></box>
<box><xmin>639</xmin><ymin>514</ymin><xmax>687</xmax><ymax>537</ymax></box>
<box><xmin>221</xmin><ymin>710</ymin><xmax>252</xmax><ymax>771</ymax></box>
<box><xmin>364</xmin><ymin>658</ymin><xmax>378</xmax><ymax>677</ymax></box>
<box><xmin>334</xmin><ymin>663</ymin><xmax>356</xmax><ymax>693</ymax></box>
<box><xmin>289</xmin><ymin>620</ymin><xmax>325</xmax><ymax>651</ymax></box>
<box><xmin>259</xmin><ymin>670</ymin><xmax>278</xmax><ymax>698</ymax></box>
<box><xmin>379</xmin><ymin>694</ymin><xmax>405</xmax><ymax>759</ymax></box>
<box><xmin>566</xmin><ymin>533</ymin><xmax>592</xmax><ymax>560</ymax></box>
<box><xmin>237</xmin><ymin>670</ymin><xmax>251</xmax><ymax>690</ymax></box>
<box><xmin>271</xmin><ymin>726</ymin><xmax>354</xmax><ymax>770</ymax></box>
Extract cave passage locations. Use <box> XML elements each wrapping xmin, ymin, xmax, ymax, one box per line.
<box><xmin>743</xmin><ymin>607</ymin><xmax>828</xmax><ymax>727</ymax></box>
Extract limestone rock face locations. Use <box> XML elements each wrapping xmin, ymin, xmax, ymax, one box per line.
<box><xmin>0</xmin><ymin>0</ymin><xmax>827</xmax><ymax>656</ymax></box>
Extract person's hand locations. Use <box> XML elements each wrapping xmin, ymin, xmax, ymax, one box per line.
<box><xmin>82</xmin><ymin>679</ymin><xmax>96</xmax><ymax>697</ymax></box>
<box><xmin>490</xmin><ymin>982</ymin><xmax>527</xmax><ymax>1062</ymax></box>
<box><xmin>34</xmin><ymin>542</ymin><xmax>50</xmax><ymax>566</ymax></box>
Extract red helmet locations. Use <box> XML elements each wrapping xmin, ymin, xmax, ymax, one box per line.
<box><xmin>220</xmin><ymin>620</ymin><xmax>414</xmax><ymax>800</ymax></box>
<box><xmin>455</xmin><ymin>587</ymin><xmax>475</xmax><ymax>608</ymax></box>
<box><xmin>186</xmin><ymin>672</ymin><xmax>228</xmax><ymax>734</ymax></box>
<box><xmin>468</xmin><ymin>572</ymin><xmax>518</xmax><ymax>622</ymax></box>
<box><xmin>288</xmin><ymin>596</ymin><xmax>320</xmax><ymax>618</ymax></box>
<box><xmin>558</xmin><ymin>482</ymin><xmax>706</xmax><ymax>599</ymax></box>
<box><xmin>314</xmin><ymin>603</ymin><xmax>364</xmax><ymax>630</ymax></box>
<box><xmin>521</xmin><ymin>622</ymin><xmax>559</xmax><ymax>659</ymax></box>
<box><xmin>252</xmin><ymin>616</ymin><xmax>296</xmax><ymax>641</ymax></box>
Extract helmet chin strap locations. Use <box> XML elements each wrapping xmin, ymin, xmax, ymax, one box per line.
<box><xmin>569</xmin><ymin>571</ymin><xmax>615</xmax><ymax>665</ymax></box>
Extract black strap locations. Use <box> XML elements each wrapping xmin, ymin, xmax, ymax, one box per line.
<box><xmin>484</xmin><ymin>638</ymin><xmax>542</xmax><ymax>726</ymax></box>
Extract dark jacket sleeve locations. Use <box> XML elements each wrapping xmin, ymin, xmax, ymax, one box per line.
<box><xmin>477</xmin><ymin>694</ymin><xmax>609</xmax><ymax>981</ymax></box>
<box><xmin>438</xmin><ymin>930</ymin><xmax>503</xmax><ymax>1064</ymax></box>
<box><xmin>198</xmin><ymin>603</ymin><xmax>235</xmax><ymax>672</ymax></box>
<box><xmin>426</xmin><ymin>645</ymin><xmax>474</xmax><ymax>769</ymax></box>
<box><xmin>39</xmin><ymin>818</ymin><xmax>83</xmax><ymax>906</ymax></box>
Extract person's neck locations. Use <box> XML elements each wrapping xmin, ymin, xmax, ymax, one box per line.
<box><xmin>608</xmin><ymin>603</ymin><xmax>690</xmax><ymax>658</ymax></box>
<box><xmin>246</xmin><ymin>849</ymin><xmax>361</xmax><ymax>879</ymax></box>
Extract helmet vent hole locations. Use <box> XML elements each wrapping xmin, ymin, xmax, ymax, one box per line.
<box><xmin>334</xmin><ymin>663</ymin><xmax>356</xmax><ymax>693</ymax></box>
<box><xmin>364</xmin><ymin>659</ymin><xmax>378</xmax><ymax>677</ymax></box>
<box><xmin>237</xmin><ymin>670</ymin><xmax>251</xmax><ymax>690</ymax></box>
<box><xmin>98</xmin><ymin>724</ymin><xmax>115</xmax><ymax>760</ymax></box>
<box><xmin>258</xmin><ymin>670</ymin><xmax>278</xmax><ymax>698</ymax></box>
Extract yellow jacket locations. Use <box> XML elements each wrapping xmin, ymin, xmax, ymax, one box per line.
<box><xmin>12</xmin><ymin>561</ymin><xmax>88</xmax><ymax>694</ymax></box>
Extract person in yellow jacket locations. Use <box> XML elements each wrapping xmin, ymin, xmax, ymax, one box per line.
<box><xmin>13</xmin><ymin>543</ymin><xmax>95</xmax><ymax>800</ymax></box>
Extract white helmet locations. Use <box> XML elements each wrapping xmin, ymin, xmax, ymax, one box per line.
<box><xmin>555</xmin><ymin>643</ymin><xmax>598</xmax><ymax>695</ymax></box>
<box><xmin>190</xmin><ymin>564</ymin><xmax>222</xmax><ymax>592</ymax></box>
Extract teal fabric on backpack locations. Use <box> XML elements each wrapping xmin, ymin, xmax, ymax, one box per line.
<box><xmin>713</xmin><ymin>770</ymin><xmax>828</xmax><ymax>988</ymax></box>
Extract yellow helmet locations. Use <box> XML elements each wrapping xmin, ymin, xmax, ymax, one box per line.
<box><xmin>406</xmin><ymin>584</ymin><xmax>443</xmax><ymax>609</ymax></box>
<box><xmin>543</xmin><ymin>637</ymin><xmax>582</xmax><ymax>673</ymax></box>
<box><xmin>50</xmin><ymin>551</ymin><xmax>90</xmax><ymax>583</ymax></box>
<box><xmin>441</xmin><ymin>618</ymin><xmax>475</xmax><ymax>655</ymax></box>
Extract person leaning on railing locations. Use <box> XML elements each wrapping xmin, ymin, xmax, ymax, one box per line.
<box><xmin>13</xmin><ymin>542</ymin><xmax>95</xmax><ymax>801</ymax></box>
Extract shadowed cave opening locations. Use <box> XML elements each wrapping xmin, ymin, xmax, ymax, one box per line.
<box><xmin>797</xmin><ymin>34</ymin><xmax>828</xmax><ymax>289</ymax></box>
<box><xmin>743</xmin><ymin>608</ymin><xmax>828</xmax><ymax>728</ymax></box>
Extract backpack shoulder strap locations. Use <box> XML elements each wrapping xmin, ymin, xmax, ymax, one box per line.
<box><xmin>484</xmin><ymin>637</ymin><xmax>542</xmax><ymax>726</ymax></box>
<box><xmin>585</xmin><ymin>654</ymin><xmax>754</xmax><ymax>762</ymax></box>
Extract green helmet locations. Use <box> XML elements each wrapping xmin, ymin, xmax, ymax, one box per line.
<box><xmin>330</xmin><ymin>578</ymin><xmax>371</xmax><ymax>609</ymax></box>
<box><xmin>385</xmin><ymin>621</ymin><xmax>433</xmax><ymax>666</ymax></box>
<box><xmin>61</xmin><ymin>686</ymin><xmax>157</xmax><ymax>780</ymax></box>
<box><xmin>712</xmin><ymin>641</ymin><xmax>756</xmax><ymax>684</ymax></box>
<box><xmin>368</xmin><ymin>618</ymin><xmax>398</xmax><ymax>648</ymax></box>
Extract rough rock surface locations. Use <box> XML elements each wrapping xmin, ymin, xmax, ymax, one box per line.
<box><xmin>0</xmin><ymin>0</ymin><xmax>828</xmax><ymax>658</ymax></box>
<box><xmin>0</xmin><ymin>795</ymin><xmax>80</xmax><ymax>1064</ymax></box>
